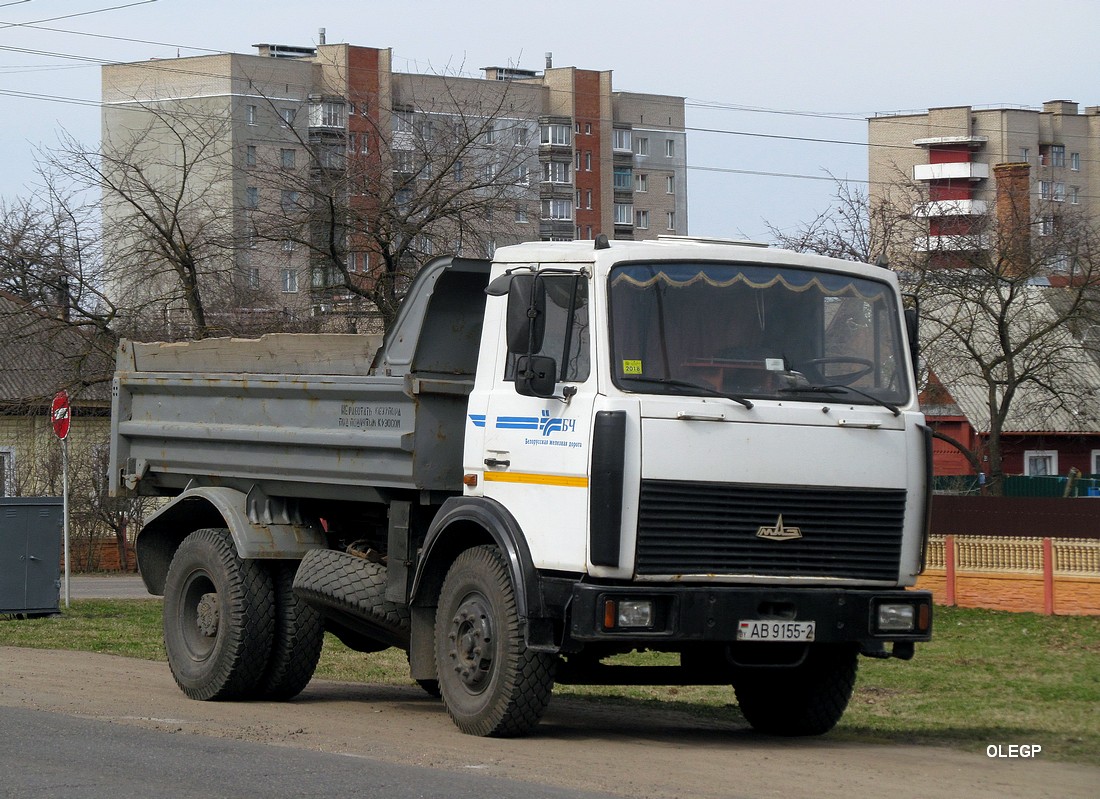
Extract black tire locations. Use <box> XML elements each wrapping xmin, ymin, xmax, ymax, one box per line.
<box><xmin>292</xmin><ymin>548</ymin><xmax>410</xmax><ymax>650</ymax></box>
<box><xmin>254</xmin><ymin>561</ymin><xmax>324</xmax><ymax>700</ymax></box>
<box><xmin>434</xmin><ymin>545</ymin><xmax>556</xmax><ymax>737</ymax></box>
<box><xmin>733</xmin><ymin>644</ymin><xmax>859</xmax><ymax>736</ymax></box>
<box><xmin>162</xmin><ymin>528</ymin><xmax>275</xmax><ymax>701</ymax></box>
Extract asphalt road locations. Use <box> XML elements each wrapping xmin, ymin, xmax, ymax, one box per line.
<box><xmin>0</xmin><ymin>705</ymin><xmax>620</xmax><ymax>799</ymax></box>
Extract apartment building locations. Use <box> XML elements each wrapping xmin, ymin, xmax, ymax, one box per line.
<box><xmin>100</xmin><ymin>40</ymin><xmax>687</xmax><ymax>326</ymax></box>
<box><xmin>868</xmin><ymin>100</ymin><xmax>1100</xmax><ymax>266</ymax></box>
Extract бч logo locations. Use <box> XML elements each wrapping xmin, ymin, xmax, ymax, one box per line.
<box><xmin>756</xmin><ymin>515</ymin><xmax>803</xmax><ymax>541</ymax></box>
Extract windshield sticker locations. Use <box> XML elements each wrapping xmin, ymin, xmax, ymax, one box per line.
<box><xmin>622</xmin><ymin>359</ymin><xmax>643</xmax><ymax>375</ymax></box>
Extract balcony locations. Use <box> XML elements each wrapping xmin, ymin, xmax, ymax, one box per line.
<box><xmin>914</xmin><ymin>162</ymin><xmax>989</xmax><ymax>181</ymax></box>
<box><xmin>913</xmin><ymin>234</ymin><xmax>989</xmax><ymax>252</ymax></box>
<box><xmin>911</xmin><ymin>200</ymin><xmax>989</xmax><ymax>217</ymax></box>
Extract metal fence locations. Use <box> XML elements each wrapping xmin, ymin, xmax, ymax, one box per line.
<box><xmin>933</xmin><ymin>474</ymin><xmax>1100</xmax><ymax>498</ymax></box>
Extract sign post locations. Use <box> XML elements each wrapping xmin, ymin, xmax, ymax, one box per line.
<box><xmin>51</xmin><ymin>391</ymin><xmax>71</xmax><ymax>608</ymax></box>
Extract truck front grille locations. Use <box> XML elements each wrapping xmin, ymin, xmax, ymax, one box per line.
<box><xmin>635</xmin><ymin>480</ymin><xmax>906</xmax><ymax>581</ymax></box>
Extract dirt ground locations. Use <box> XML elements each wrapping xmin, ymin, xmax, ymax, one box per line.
<box><xmin>1</xmin><ymin>647</ymin><xmax>1095</xmax><ymax>799</ymax></box>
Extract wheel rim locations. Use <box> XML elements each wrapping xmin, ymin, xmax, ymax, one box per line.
<box><xmin>445</xmin><ymin>591</ymin><xmax>494</xmax><ymax>695</ymax></box>
<box><xmin>177</xmin><ymin>569</ymin><xmax>219</xmax><ymax>662</ymax></box>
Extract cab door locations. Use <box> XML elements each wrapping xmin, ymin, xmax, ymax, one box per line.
<box><xmin>475</xmin><ymin>271</ymin><xmax>595</xmax><ymax>573</ymax></box>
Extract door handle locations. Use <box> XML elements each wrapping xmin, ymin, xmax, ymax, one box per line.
<box><xmin>484</xmin><ymin>458</ymin><xmax>511</xmax><ymax>469</ymax></box>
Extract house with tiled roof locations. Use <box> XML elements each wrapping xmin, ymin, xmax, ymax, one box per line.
<box><xmin>920</xmin><ymin>285</ymin><xmax>1100</xmax><ymax>478</ymax></box>
<box><xmin>0</xmin><ymin>290</ymin><xmax>113</xmax><ymax>498</ymax></box>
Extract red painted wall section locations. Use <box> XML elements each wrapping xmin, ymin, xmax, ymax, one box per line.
<box><xmin>573</xmin><ymin>70</ymin><xmax>601</xmax><ymax>237</ymax></box>
<box><xmin>928</xmin><ymin>183</ymin><xmax>972</xmax><ymax>201</ymax></box>
<box><xmin>929</xmin><ymin>147</ymin><xmax>971</xmax><ymax>164</ymax></box>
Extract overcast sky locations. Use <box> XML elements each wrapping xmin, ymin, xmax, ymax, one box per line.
<box><xmin>3</xmin><ymin>0</ymin><xmax>1100</xmax><ymax>243</ymax></box>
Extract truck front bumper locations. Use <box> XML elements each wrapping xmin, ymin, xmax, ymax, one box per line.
<box><xmin>566</xmin><ymin>583</ymin><xmax>932</xmax><ymax>647</ymax></box>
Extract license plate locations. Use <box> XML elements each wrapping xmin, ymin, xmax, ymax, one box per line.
<box><xmin>737</xmin><ymin>620</ymin><xmax>816</xmax><ymax>642</ymax></box>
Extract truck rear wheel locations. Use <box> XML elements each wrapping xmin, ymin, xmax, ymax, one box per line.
<box><xmin>733</xmin><ymin>643</ymin><xmax>858</xmax><ymax>736</ymax></box>
<box><xmin>434</xmin><ymin>545</ymin><xmax>556</xmax><ymax>737</ymax></box>
<box><xmin>162</xmin><ymin>528</ymin><xmax>275</xmax><ymax>701</ymax></box>
<box><xmin>253</xmin><ymin>561</ymin><xmax>324</xmax><ymax>700</ymax></box>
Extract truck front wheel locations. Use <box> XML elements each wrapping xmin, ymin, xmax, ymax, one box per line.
<box><xmin>434</xmin><ymin>545</ymin><xmax>556</xmax><ymax>737</ymax></box>
<box><xmin>733</xmin><ymin>643</ymin><xmax>858</xmax><ymax>736</ymax></box>
<box><xmin>162</xmin><ymin>528</ymin><xmax>275</xmax><ymax>701</ymax></box>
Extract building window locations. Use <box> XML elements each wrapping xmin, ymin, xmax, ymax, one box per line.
<box><xmin>512</xmin><ymin>124</ymin><xmax>529</xmax><ymax>146</ymax></box>
<box><xmin>283</xmin><ymin>238</ymin><xmax>295</xmax><ymax>252</ymax></box>
<box><xmin>393</xmin><ymin>110</ymin><xmax>413</xmax><ymax>133</ymax></box>
<box><xmin>585</xmin><ymin>190</ymin><xmax>592</xmax><ymax>210</ymax></box>
<box><xmin>635</xmin><ymin>209</ymin><xmax>650</xmax><ymax>229</ymax></box>
<box><xmin>576</xmin><ymin>190</ymin><xmax>581</xmax><ymax>208</ymax></box>
<box><xmin>246</xmin><ymin>268</ymin><xmax>260</xmax><ymax>289</ymax></box>
<box><xmin>1092</xmin><ymin>450</ymin><xmax>1100</xmax><ymax>474</ymax></box>
<box><xmin>393</xmin><ymin>150</ymin><xmax>413</xmax><ymax>174</ymax></box>
<box><xmin>245</xmin><ymin>186</ymin><xmax>259</xmax><ymax>208</ymax></box>
<box><xmin>515</xmin><ymin>205</ymin><xmax>528</xmax><ymax>223</ymax></box>
<box><xmin>483</xmin><ymin>123</ymin><xmax>496</xmax><ymax>145</ymax></box>
<box><xmin>1020</xmin><ymin>146</ymin><xmax>1029</xmax><ymax>163</ymax></box>
<box><xmin>245</xmin><ymin>145</ymin><xmax>256</xmax><ymax>167</ymax></box>
<box><xmin>1070</xmin><ymin>186</ymin><xmax>1080</xmax><ymax>205</ymax></box>
<box><xmin>309</xmin><ymin>101</ymin><xmax>345</xmax><ymax>129</ymax></box>
<box><xmin>1040</xmin><ymin>216</ymin><xmax>1054</xmax><ymax>236</ymax></box>
<box><xmin>585</xmin><ymin>123</ymin><xmax>592</xmax><ymax>135</ymax></box>
<box><xmin>584</xmin><ymin>151</ymin><xmax>592</xmax><ymax>171</ymax></box>
<box><xmin>543</xmin><ymin>160</ymin><xmax>571</xmax><ymax>184</ymax></box>
<box><xmin>1040</xmin><ymin>181</ymin><xmax>1064</xmax><ymax>201</ymax></box>
<box><xmin>666</xmin><ymin>175</ymin><xmax>675</xmax><ymax>194</ymax></box>
<box><xmin>1071</xmin><ymin>152</ymin><xmax>1080</xmax><ymax>171</ymax></box>
<box><xmin>453</xmin><ymin>159</ymin><xmax>464</xmax><ymax>182</ymax></box>
<box><xmin>280</xmin><ymin>148</ymin><xmax>296</xmax><ymax>170</ymax></box>
<box><xmin>667</xmin><ymin>211</ymin><xmax>676</xmax><ymax>230</ymax></box>
<box><xmin>280</xmin><ymin>190</ymin><xmax>300</xmax><ymax>211</ymax></box>
<box><xmin>613</xmin><ymin>167</ymin><xmax>633</xmax><ymax>191</ymax></box>
<box><xmin>613</xmin><ymin>128</ymin><xmax>632</xmax><ymax>152</ymax></box>
<box><xmin>1024</xmin><ymin>450</ymin><xmax>1058</xmax><ymax>476</ymax></box>
<box><xmin>282</xmin><ymin>268</ymin><xmax>298</xmax><ymax>293</ymax></box>
<box><xmin>540</xmin><ymin>123</ymin><xmax>571</xmax><ymax>146</ymax></box>
<box><xmin>634</xmin><ymin>137</ymin><xmax>649</xmax><ymax>156</ymax></box>
<box><xmin>1051</xmin><ymin>145</ymin><xmax>1066</xmax><ymax>168</ymax></box>
<box><xmin>246</xmin><ymin>104</ymin><xmax>257</xmax><ymax>125</ymax></box>
<box><xmin>541</xmin><ymin>198</ymin><xmax>573</xmax><ymax>220</ymax></box>
<box><xmin>280</xmin><ymin>108</ymin><xmax>295</xmax><ymax>128</ymax></box>
<box><xmin>0</xmin><ymin>447</ymin><xmax>13</xmax><ymax>496</ymax></box>
<box><xmin>614</xmin><ymin>203</ymin><xmax>633</xmax><ymax>225</ymax></box>
<box><xmin>512</xmin><ymin>165</ymin><xmax>529</xmax><ymax>185</ymax></box>
<box><xmin>635</xmin><ymin>173</ymin><xmax>647</xmax><ymax>192</ymax></box>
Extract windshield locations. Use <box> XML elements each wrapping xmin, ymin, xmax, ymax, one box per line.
<box><xmin>609</xmin><ymin>261</ymin><xmax>911</xmax><ymax>405</ymax></box>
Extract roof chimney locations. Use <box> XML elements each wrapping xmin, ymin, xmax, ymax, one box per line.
<box><xmin>545</xmin><ymin>52</ymin><xmax>553</xmax><ymax>69</ymax></box>
<box><xmin>993</xmin><ymin>162</ymin><xmax>1032</xmax><ymax>277</ymax></box>
<box><xmin>318</xmin><ymin>27</ymin><xmax>326</xmax><ymax>46</ymax></box>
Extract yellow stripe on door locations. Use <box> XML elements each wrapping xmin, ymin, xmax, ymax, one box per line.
<box><xmin>482</xmin><ymin>471</ymin><xmax>589</xmax><ymax>488</ymax></box>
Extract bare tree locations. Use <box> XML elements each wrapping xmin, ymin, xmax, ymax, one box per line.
<box><xmin>47</xmin><ymin>102</ymin><xmax>244</xmax><ymax>341</ymax></box>
<box><xmin>249</xmin><ymin>68</ymin><xmax>540</xmax><ymax>329</ymax></box>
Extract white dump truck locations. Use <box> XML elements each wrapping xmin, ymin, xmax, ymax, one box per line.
<box><xmin>110</xmin><ymin>235</ymin><xmax>933</xmax><ymax>738</ymax></box>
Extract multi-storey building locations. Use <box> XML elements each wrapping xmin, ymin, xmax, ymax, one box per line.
<box><xmin>101</xmin><ymin>40</ymin><xmax>687</xmax><ymax>328</ymax></box>
<box><xmin>868</xmin><ymin>100</ymin><xmax>1099</xmax><ymax>267</ymax></box>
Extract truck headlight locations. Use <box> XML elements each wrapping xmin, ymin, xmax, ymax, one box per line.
<box><xmin>604</xmin><ymin>598</ymin><xmax>655</xmax><ymax>629</ymax></box>
<box><xmin>876</xmin><ymin>603</ymin><xmax>916</xmax><ymax>632</ymax></box>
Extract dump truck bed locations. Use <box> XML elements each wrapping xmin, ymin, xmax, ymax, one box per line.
<box><xmin>110</xmin><ymin>333</ymin><xmax>471</xmax><ymax>500</ymax></box>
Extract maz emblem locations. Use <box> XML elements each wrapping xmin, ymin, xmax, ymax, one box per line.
<box><xmin>756</xmin><ymin>515</ymin><xmax>803</xmax><ymax>541</ymax></box>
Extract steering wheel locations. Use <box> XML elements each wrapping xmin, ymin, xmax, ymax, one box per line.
<box><xmin>801</xmin><ymin>356</ymin><xmax>874</xmax><ymax>386</ymax></box>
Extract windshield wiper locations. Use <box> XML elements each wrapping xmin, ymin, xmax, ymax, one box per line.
<box><xmin>777</xmin><ymin>383</ymin><xmax>901</xmax><ymax>417</ymax></box>
<box><xmin>620</xmin><ymin>375</ymin><xmax>754</xmax><ymax>409</ymax></box>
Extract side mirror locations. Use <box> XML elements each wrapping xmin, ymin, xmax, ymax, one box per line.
<box><xmin>904</xmin><ymin>306</ymin><xmax>920</xmax><ymax>370</ymax></box>
<box><xmin>515</xmin><ymin>355</ymin><xmax>558</xmax><ymax>398</ymax></box>
<box><xmin>506</xmin><ymin>275</ymin><xmax>545</xmax><ymax>353</ymax></box>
